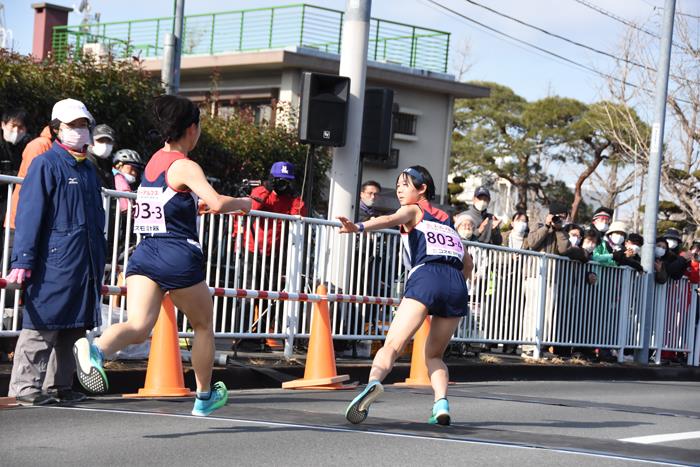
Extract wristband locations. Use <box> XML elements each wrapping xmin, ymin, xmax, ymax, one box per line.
<box><xmin>357</xmin><ymin>222</ymin><xmax>365</xmax><ymax>233</ymax></box>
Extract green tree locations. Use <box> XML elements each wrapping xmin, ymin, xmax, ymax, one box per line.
<box><xmin>451</xmin><ymin>82</ymin><xmax>587</xmax><ymax>211</ymax></box>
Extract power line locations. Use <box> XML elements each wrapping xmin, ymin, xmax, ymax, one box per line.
<box><xmin>425</xmin><ymin>0</ymin><xmax>693</xmax><ymax>104</ymax></box>
<box><xmin>462</xmin><ymin>0</ymin><xmax>655</xmax><ymax>74</ymax></box>
<box><xmin>573</xmin><ymin>0</ymin><xmax>689</xmax><ymax>51</ymax></box>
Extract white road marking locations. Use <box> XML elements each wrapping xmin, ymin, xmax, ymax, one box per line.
<box><xmin>43</xmin><ymin>406</ymin><xmax>682</xmax><ymax>466</ymax></box>
<box><xmin>620</xmin><ymin>431</ymin><xmax>700</xmax><ymax>445</ymax></box>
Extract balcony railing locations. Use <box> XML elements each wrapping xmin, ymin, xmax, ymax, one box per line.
<box><xmin>51</xmin><ymin>3</ymin><xmax>450</xmax><ymax>73</ymax></box>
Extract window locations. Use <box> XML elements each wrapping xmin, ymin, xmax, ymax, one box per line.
<box><xmin>394</xmin><ymin>112</ymin><xmax>417</xmax><ymax>136</ymax></box>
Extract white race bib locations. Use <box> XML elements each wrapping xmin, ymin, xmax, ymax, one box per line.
<box><xmin>420</xmin><ymin>221</ymin><xmax>464</xmax><ymax>260</ymax></box>
<box><xmin>133</xmin><ymin>187</ymin><xmax>167</xmax><ymax>234</ymax></box>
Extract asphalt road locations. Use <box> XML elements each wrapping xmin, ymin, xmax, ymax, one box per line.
<box><xmin>2</xmin><ymin>380</ymin><xmax>699</xmax><ymax>466</ymax></box>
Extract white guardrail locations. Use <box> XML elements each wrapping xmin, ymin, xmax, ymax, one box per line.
<box><xmin>0</xmin><ymin>174</ymin><xmax>698</xmax><ymax>364</ymax></box>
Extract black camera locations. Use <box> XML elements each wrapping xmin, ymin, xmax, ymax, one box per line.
<box><xmin>233</xmin><ymin>179</ymin><xmax>261</xmax><ymax>197</ymax></box>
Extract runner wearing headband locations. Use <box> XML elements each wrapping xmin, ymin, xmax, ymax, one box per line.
<box><xmin>337</xmin><ymin>165</ymin><xmax>472</xmax><ymax>425</ymax></box>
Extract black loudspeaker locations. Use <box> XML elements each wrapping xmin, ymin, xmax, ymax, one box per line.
<box><xmin>298</xmin><ymin>72</ymin><xmax>350</xmax><ymax>146</ymax></box>
<box><xmin>361</xmin><ymin>88</ymin><xmax>395</xmax><ymax>156</ymax></box>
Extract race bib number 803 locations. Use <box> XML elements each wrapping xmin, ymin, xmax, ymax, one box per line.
<box><xmin>421</xmin><ymin>221</ymin><xmax>464</xmax><ymax>260</ymax></box>
<box><xmin>133</xmin><ymin>187</ymin><xmax>167</xmax><ymax>234</ymax></box>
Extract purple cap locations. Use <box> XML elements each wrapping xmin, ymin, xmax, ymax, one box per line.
<box><xmin>270</xmin><ymin>161</ymin><xmax>295</xmax><ymax>180</ymax></box>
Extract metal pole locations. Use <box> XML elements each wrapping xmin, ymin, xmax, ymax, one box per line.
<box><xmin>637</xmin><ymin>0</ymin><xmax>676</xmax><ymax>364</ymax></box>
<box><xmin>161</xmin><ymin>33</ymin><xmax>176</xmax><ymax>95</ymax></box>
<box><xmin>327</xmin><ymin>0</ymin><xmax>371</xmax><ymax>224</ymax></box>
<box><xmin>172</xmin><ymin>0</ymin><xmax>185</xmax><ymax>94</ymax></box>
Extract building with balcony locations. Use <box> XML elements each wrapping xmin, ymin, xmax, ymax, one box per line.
<box><xmin>33</xmin><ymin>3</ymin><xmax>489</xmax><ymax>205</ymax></box>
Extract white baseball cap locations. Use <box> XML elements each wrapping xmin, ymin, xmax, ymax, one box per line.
<box><xmin>51</xmin><ymin>98</ymin><xmax>95</xmax><ymax>124</ymax></box>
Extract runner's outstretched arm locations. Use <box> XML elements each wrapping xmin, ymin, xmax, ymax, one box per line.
<box><xmin>168</xmin><ymin>159</ymin><xmax>252</xmax><ymax>214</ymax></box>
<box><xmin>337</xmin><ymin>205</ymin><xmax>419</xmax><ymax>233</ymax></box>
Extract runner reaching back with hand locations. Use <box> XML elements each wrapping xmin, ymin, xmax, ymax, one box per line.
<box><xmin>338</xmin><ymin>165</ymin><xmax>472</xmax><ymax>426</ymax></box>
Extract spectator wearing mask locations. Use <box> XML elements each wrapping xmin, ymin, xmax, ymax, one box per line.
<box><xmin>590</xmin><ymin>207</ymin><xmax>614</xmax><ymax>237</ymax></box>
<box><xmin>454</xmin><ymin>212</ymin><xmax>480</xmax><ymax>242</ymax></box>
<box><xmin>661</xmin><ymin>228</ymin><xmax>691</xmax><ymax>280</ymax></box>
<box><xmin>613</xmin><ymin>232</ymin><xmax>644</xmax><ymax>273</ymax></box>
<box><xmin>86</xmin><ymin>124</ymin><xmax>117</xmax><ymax>189</ymax></box>
<box><xmin>112</xmin><ymin>149</ymin><xmax>145</xmax><ymax>212</ymax></box>
<box><xmin>654</xmin><ymin>238</ymin><xmax>672</xmax><ymax>284</ymax></box>
<box><xmin>562</xmin><ymin>224</ymin><xmax>588</xmax><ymax>262</ymax></box>
<box><xmin>5</xmin><ymin>98</ymin><xmax>106</xmax><ymax>405</ymax></box>
<box><xmin>460</xmin><ymin>186</ymin><xmax>502</xmax><ymax>245</ymax></box>
<box><xmin>502</xmin><ymin>211</ymin><xmax>530</xmax><ymax>250</ymax></box>
<box><xmin>358</xmin><ymin>180</ymin><xmax>381</xmax><ymax>221</ymax></box>
<box><xmin>527</xmin><ymin>205</ymin><xmax>570</xmax><ymax>254</ymax></box>
<box><xmin>592</xmin><ymin>221</ymin><xmax>627</xmax><ymax>266</ymax></box>
<box><xmin>0</xmin><ymin>108</ymin><xmax>31</xmax><ymax>176</ymax></box>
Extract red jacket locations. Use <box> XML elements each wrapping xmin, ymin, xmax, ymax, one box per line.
<box><xmin>236</xmin><ymin>185</ymin><xmax>306</xmax><ymax>254</ymax></box>
<box><xmin>685</xmin><ymin>260</ymin><xmax>700</xmax><ymax>284</ymax></box>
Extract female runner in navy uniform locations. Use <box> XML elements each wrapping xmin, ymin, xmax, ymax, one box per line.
<box><xmin>338</xmin><ymin>166</ymin><xmax>472</xmax><ymax>425</ymax></box>
<box><xmin>73</xmin><ymin>95</ymin><xmax>252</xmax><ymax>416</ymax></box>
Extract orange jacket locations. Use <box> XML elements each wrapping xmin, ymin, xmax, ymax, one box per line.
<box><xmin>9</xmin><ymin>126</ymin><xmax>53</xmax><ymax>229</ymax></box>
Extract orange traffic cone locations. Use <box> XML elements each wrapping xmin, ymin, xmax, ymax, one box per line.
<box><xmin>124</xmin><ymin>294</ymin><xmax>193</xmax><ymax>398</ymax></box>
<box><xmin>282</xmin><ymin>285</ymin><xmax>356</xmax><ymax>390</ymax></box>
<box><xmin>397</xmin><ymin>316</ymin><xmax>432</xmax><ymax>387</ymax></box>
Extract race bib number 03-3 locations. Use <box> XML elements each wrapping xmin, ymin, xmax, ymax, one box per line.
<box><xmin>133</xmin><ymin>187</ymin><xmax>167</xmax><ymax>234</ymax></box>
<box><xmin>422</xmin><ymin>221</ymin><xmax>464</xmax><ymax>260</ymax></box>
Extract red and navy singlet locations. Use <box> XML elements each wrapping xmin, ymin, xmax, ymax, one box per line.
<box><xmin>401</xmin><ymin>200</ymin><xmax>464</xmax><ymax>271</ymax></box>
<box><xmin>126</xmin><ymin>150</ymin><xmax>205</xmax><ymax>291</ymax></box>
<box><xmin>134</xmin><ymin>150</ymin><xmax>199</xmax><ymax>240</ymax></box>
<box><xmin>400</xmin><ymin>200</ymin><xmax>469</xmax><ymax>318</ymax></box>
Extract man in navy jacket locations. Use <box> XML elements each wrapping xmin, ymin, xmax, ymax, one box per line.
<box><xmin>6</xmin><ymin>99</ymin><xmax>106</xmax><ymax>405</ymax></box>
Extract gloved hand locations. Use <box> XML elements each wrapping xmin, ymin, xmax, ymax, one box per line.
<box><xmin>6</xmin><ymin>268</ymin><xmax>31</xmax><ymax>285</ymax></box>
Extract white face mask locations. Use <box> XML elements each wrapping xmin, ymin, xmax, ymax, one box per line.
<box><xmin>362</xmin><ymin>198</ymin><xmax>374</xmax><ymax>208</ymax></box>
<box><xmin>583</xmin><ymin>242</ymin><xmax>595</xmax><ymax>253</ymax></box>
<box><xmin>474</xmin><ymin>200</ymin><xmax>489</xmax><ymax>212</ymax></box>
<box><xmin>2</xmin><ymin>128</ymin><xmax>25</xmax><ymax>145</ymax></box>
<box><xmin>120</xmin><ymin>171</ymin><xmax>137</xmax><ymax>184</ymax></box>
<box><xmin>655</xmin><ymin>246</ymin><xmax>666</xmax><ymax>258</ymax></box>
<box><xmin>60</xmin><ymin>127</ymin><xmax>91</xmax><ymax>151</ymax></box>
<box><xmin>609</xmin><ymin>233</ymin><xmax>625</xmax><ymax>245</ymax></box>
<box><xmin>91</xmin><ymin>142</ymin><xmax>113</xmax><ymax>159</ymax></box>
<box><xmin>594</xmin><ymin>221</ymin><xmax>609</xmax><ymax>233</ymax></box>
<box><xmin>666</xmin><ymin>239</ymin><xmax>679</xmax><ymax>250</ymax></box>
<box><xmin>512</xmin><ymin>221</ymin><xmax>527</xmax><ymax>235</ymax></box>
<box><xmin>458</xmin><ymin>227</ymin><xmax>474</xmax><ymax>239</ymax></box>
<box><xmin>628</xmin><ymin>244</ymin><xmax>641</xmax><ymax>255</ymax></box>
<box><xmin>569</xmin><ymin>235</ymin><xmax>581</xmax><ymax>247</ymax></box>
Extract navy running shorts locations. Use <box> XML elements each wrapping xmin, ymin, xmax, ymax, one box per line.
<box><xmin>126</xmin><ymin>237</ymin><xmax>205</xmax><ymax>291</ymax></box>
<box><xmin>403</xmin><ymin>262</ymin><xmax>469</xmax><ymax>318</ymax></box>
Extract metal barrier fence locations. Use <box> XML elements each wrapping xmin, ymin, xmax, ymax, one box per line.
<box><xmin>0</xmin><ymin>175</ymin><xmax>698</xmax><ymax>364</ymax></box>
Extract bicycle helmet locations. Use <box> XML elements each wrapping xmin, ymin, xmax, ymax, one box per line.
<box><xmin>113</xmin><ymin>149</ymin><xmax>144</xmax><ymax>169</ymax></box>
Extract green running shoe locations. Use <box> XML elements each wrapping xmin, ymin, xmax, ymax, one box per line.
<box><xmin>345</xmin><ymin>380</ymin><xmax>384</xmax><ymax>424</ymax></box>
<box><xmin>73</xmin><ymin>337</ymin><xmax>109</xmax><ymax>394</ymax></box>
<box><xmin>428</xmin><ymin>398</ymin><xmax>450</xmax><ymax>426</ymax></box>
<box><xmin>191</xmin><ymin>382</ymin><xmax>229</xmax><ymax>417</ymax></box>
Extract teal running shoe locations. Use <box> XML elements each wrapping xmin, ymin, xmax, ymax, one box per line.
<box><xmin>73</xmin><ymin>337</ymin><xmax>109</xmax><ymax>394</ymax></box>
<box><xmin>191</xmin><ymin>382</ymin><xmax>229</xmax><ymax>417</ymax></box>
<box><xmin>345</xmin><ymin>380</ymin><xmax>384</xmax><ymax>424</ymax></box>
<box><xmin>428</xmin><ymin>398</ymin><xmax>450</xmax><ymax>426</ymax></box>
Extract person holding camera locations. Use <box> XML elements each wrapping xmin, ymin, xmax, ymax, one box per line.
<box><xmin>527</xmin><ymin>205</ymin><xmax>570</xmax><ymax>255</ymax></box>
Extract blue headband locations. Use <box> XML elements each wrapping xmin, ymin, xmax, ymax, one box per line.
<box><xmin>402</xmin><ymin>168</ymin><xmax>425</xmax><ymax>186</ymax></box>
